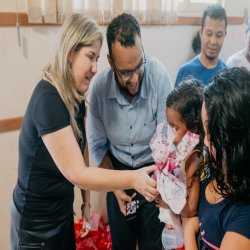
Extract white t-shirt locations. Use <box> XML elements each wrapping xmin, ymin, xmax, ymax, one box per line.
<box><xmin>227</xmin><ymin>50</ymin><xmax>250</xmax><ymax>71</ymax></box>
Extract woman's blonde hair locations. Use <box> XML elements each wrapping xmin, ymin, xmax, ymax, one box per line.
<box><xmin>43</xmin><ymin>14</ymin><xmax>103</xmax><ymax>140</ymax></box>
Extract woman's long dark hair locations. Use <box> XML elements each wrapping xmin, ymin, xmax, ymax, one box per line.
<box><xmin>204</xmin><ymin>67</ymin><xmax>250</xmax><ymax>203</ymax></box>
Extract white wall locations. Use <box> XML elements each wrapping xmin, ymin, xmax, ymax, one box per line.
<box><xmin>0</xmin><ymin>0</ymin><xmax>249</xmax><ymax>249</ymax></box>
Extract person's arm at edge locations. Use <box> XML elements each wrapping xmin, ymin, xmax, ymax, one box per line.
<box><xmin>220</xmin><ymin>206</ymin><xmax>250</xmax><ymax>250</ymax></box>
<box><xmin>182</xmin><ymin>216</ymin><xmax>199</xmax><ymax>250</ymax></box>
<box><xmin>220</xmin><ymin>232</ymin><xmax>250</xmax><ymax>250</ymax></box>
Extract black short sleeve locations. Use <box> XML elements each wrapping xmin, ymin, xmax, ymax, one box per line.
<box><xmin>34</xmin><ymin>91</ymin><xmax>70</xmax><ymax>137</ymax></box>
<box><xmin>14</xmin><ymin>80</ymin><xmax>74</xmax><ymax>220</ymax></box>
<box><xmin>226</xmin><ymin>204</ymin><xmax>250</xmax><ymax>239</ymax></box>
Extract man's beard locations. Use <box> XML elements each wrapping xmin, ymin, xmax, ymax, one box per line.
<box><xmin>114</xmin><ymin>72</ymin><xmax>143</xmax><ymax>98</ymax></box>
<box><xmin>204</xmin><ymin>50</ymin><xmax>216</xmax><ymax>61</ymax></box>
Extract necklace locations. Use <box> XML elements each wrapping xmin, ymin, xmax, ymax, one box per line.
<box><xmin>213</xmin><ymin>190</ymin><xmax>221</xmax><ymax>202</ymax></box>
<box><xmin>210</xmin><ymin>181</ymin><xmax>223</xmax><ymax>203</ymax></box>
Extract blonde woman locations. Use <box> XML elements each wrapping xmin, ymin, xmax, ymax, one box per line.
<box><xmin>10</xmin><ymin>14</ymin><xmax>158</xmax><ymax>249</ymax></box>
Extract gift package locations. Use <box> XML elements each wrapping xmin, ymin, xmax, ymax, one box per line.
<box><xmin>74</xmin><ymin>213</ymin><xmax>112</xmax><ymax>250</ymax></box>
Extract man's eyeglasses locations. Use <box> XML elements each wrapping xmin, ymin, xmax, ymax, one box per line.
<box><xmin>111</xmin><ymin>46</ymin><xmax>146</xmax><ymax>82</ymax></box>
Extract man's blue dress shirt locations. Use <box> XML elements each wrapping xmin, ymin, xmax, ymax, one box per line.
<box><xmin>87</xmin><ymin>55</ymin><xmax>173</xmax><ymax>168</ymax></box>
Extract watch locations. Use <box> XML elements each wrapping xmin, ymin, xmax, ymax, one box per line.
<box><xmin>81</xmin><ymin>202</ymin><xmax>91</xmax><ymax>211</ymax></box>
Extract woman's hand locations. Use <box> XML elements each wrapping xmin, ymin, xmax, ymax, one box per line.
<box><xmin>132</xmin><ymin>165</ymin><xmax>159</xmax><ymax>202</ymax></box>
<box><xmin>114</xmin><ymin>191</ymin><xmax>139</xmax><ymax>216</ymax></box>
<box><xmin>81</xmin><ymin>205</ymin><xmax>91</xmax><ymax>237</ymax></box>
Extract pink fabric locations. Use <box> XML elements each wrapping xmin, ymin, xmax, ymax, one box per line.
<box><xmin>149</xmin><ymin>122</ymin><xmax>200</xmax><ymax>214</ymax></box>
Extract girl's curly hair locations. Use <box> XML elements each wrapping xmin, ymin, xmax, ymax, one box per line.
<box><xmin>167</xmin><ymin>78</ymin><xmax>205</xmax><ymax>152</ymax></box>
<box><xmin>166</xmin><ymin>79</ymin><xmax>206</xmax><ymax>186</ymax></box>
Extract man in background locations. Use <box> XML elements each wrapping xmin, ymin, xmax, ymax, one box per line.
<box><xmin>175</xmin><ymin>4</ymin><xmax>228</xmax><ymax>86</ymax></box>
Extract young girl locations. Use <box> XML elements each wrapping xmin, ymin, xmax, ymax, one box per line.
<box><xmin>154</xmin><ymin>79</ymin><xmax>205</xmax><ymax>243</ymax></box>
<box><xmin>186</xmin><ymin>67</ymin><xmax>250</xmax><ymax>250</ymax></box>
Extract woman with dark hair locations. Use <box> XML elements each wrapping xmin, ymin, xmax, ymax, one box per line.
<box><xmin>184</xmin><ymin>67</ymin><xmax>250</xmax><ymax>250</ymax></box>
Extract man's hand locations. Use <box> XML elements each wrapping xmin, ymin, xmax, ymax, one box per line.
<box><xmin>81</xmin><ymin>205</ymin><xmax>91</xmax><ymax>237</ymax></box>
<box><xmin>114</xmin><ymin>190</ymin><xmax>138</xmax><ymax>216</ymax></box>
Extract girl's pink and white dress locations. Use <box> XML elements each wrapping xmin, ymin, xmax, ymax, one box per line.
<box><xmin>150</xmin><ymin>122</ymin><xmax>200</xmax><ymax>230</ymax></box>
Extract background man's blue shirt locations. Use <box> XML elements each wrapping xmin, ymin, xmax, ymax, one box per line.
<box><xmin>175</xmin><ymin>55</ymin><xmax>227</xmax><ymax>87</ymax></box>
<box><xmin>87</xmin><ymin>55</ymin><xmax>173</xmax><ymax>168</ymax></box>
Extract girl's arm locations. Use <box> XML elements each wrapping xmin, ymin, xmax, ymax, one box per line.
<box><xmin>42</xmin><ymin>125</ymin><xmax>158</xmax><ymax>200</ymax></box>
<box><xmin>180</xmin><ymin>152</ymin><xmax>203</xmax><ymax>217</ymax></box>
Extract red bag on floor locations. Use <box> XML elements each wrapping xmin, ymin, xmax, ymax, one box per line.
<box><xmin>175</xmin><ymin>246</ymin><xmax>185</xmax><ymax>250</ymax></box>
<box><xmin>74</xmin><ymin>214</ymin><xmax>112</xmax><ymax>250</ymax></box>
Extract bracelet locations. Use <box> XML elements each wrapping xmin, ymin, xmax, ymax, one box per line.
<box><xmin>81</xmin><ymin>202</ymin><xmax>91</xmax><ymax>211</ymax></box>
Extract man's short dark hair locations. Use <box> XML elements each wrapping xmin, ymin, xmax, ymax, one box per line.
<box><xmin>201</xmin><ymin>4</ymin><xmax>227</xmax><ymax>30</ymax></box>
<box><xmin>106</xmin><ymin>13</ymin><xmax>141</xmax><ymax>58</ymax></box>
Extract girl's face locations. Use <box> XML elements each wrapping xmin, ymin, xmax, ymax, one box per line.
<box><xmin>166</xmin><ymin>107</ymin><xmax>188</xmax><ymax>146</ymax></box>
<box><xmin>201</xmin><ymin>103</ymin><xmax>216</xmax><ymax>159</ymax></box>
<box><xmin>69</xmin><ymin>40</ymin><xmax>101</xmax><ymax>93</ymax></box>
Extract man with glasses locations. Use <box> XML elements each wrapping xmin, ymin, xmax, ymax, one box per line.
<box><xmin>87</xmin><ymin>13</ymin><xmax>172</xmax><ymax>250</ymax></box>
